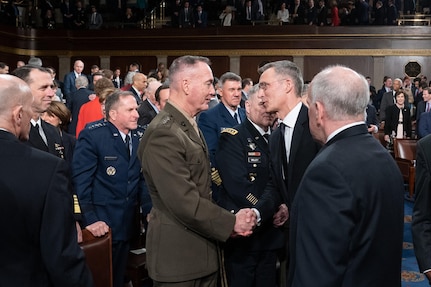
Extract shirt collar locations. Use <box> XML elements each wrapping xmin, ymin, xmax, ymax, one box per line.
<box><xmin>281</xmin><ymin>102</ymin><xmax>302</xmax><ymax>128</ymax></box>
<box><xmin>326</xmin><ymin>122</ymin><xmax>364</xmax><ymax>143</ymax></box>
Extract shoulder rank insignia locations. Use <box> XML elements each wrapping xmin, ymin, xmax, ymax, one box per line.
<box><xmin>221</xmin><ymin>128</ymin><xmax>238</xmax><ymax>135</ymax></box>
<box><xmin>87</xmin><ymin>121</ymin><xmax>106</xmax><ymax>130</ymax></box>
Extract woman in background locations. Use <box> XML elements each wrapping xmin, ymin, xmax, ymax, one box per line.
<box><xmin>384</xmin><ymin>90</ymin><xmax>412</xmax><ymax>142</ymax></box>
<box><xmin>42</xmin><ymin>101</ymin><xmax>75</xmax><ymax>166</ymax></box>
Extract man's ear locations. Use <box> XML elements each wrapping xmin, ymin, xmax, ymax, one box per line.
<box><xmin>109</xmin><ymin>109</ymin><xmax>117</xmax><ymax>121</ymax></box>
<box><xmin>182</xmin><ymin>79</ymin><xmax>189</xmax><ymax>95</ymax></box>
<box><xmin>315</xmin><ymin>101</ymin><xmax>325</xmax><ymax>126</ymax></box>
<box><xmin>12</xmin><ymin>105</ymin><xmax>23</xmax><ymax>126</ymax></box>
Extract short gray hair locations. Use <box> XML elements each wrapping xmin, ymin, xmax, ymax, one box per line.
<box><xmin>258</xmin><ymin>60</ymin><xmax>303</xmax><ymax>97</ymax></box>
<box><xmin>308</xmin><ymin>65</ymin><xmax>369</xmax><ymax>121</ymax></box>
<box><xmin>75</xmin><ymin>75</ymin><xmax>89</xmax><ymax>88</ymax></box>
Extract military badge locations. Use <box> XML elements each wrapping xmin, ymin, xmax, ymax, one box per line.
<box><xmin>106</xmin><ymin>166</ymin><xmax>116</xmax><ymax>176</ymax></box>
<box><xmin>245</xmin><ymin>138</ymin><xmax>255</xmax><ymax>151</ymax></box>
<box><xmin>221</xmin><ymin>128</ymin><xmax>238</xmax><ymax>135</ymax></box>
<box><xmin>55</xmin><ymin>143</ymin><xmax>65</xmax><ymax>159</ymax></box>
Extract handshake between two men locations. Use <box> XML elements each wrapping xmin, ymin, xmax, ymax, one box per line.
<box><xmin>232</xmin><ymin>208</ymin><xmax>258</xmax><ymax>237</ymax></box>
<box><xmin>231</xmin><ymin>203</ymin><xmax>290</xmax><ymax>237</ymax></box>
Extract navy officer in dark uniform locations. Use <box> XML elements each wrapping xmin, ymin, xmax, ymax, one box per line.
<box><xmin>215</xmin><ymin>84</ymin><xmax>285</xmax><ymax>287</ymax></box>
<box><xmin>72</xmin><ymin>90</ymin><xmax>149</xmax><ymax>287</ymax></box>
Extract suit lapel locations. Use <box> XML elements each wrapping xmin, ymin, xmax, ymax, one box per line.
<box><xmin>217</xmin><ymin>103</ymin><xmax>237</xmax><ymax>126</ymax></box>
<box><xmin>107</xmin><ymin>122</ymin><xmax>130</xmax><ymax>160</ymax></box>
<box><xmin>289</xmin><ymin>104</ymin><xmax>308</xmax><ymax>166</ymax></box>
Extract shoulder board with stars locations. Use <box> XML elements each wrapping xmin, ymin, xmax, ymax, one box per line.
<box><xmin>87</xmin><ymin>121</ymin><xmax>107</xmax><ymax>130</ymax></box>
<box><xmin>221</xmin><ymin>128</ymin><xmax>238</xmax><ymax>136</ymax></box>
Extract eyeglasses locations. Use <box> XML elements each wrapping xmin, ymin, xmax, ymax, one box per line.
<box><xmin>258</xmin><ymin>79</ymin><xmax>286</xmax><ymax>91</ymax></box>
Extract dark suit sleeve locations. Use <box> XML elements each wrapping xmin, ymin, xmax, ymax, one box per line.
<box><xmin>63</xmin><ymin>73</ymin><xmax>73</xmax><ymax>100</ymax></box>
<box><xmin>413</xmin><ymin>137</ymin><xmax>431</xmax><ymax>272</ymax></box>
<box><xmin>72</xmin><ymin>128</ymin><xmax>99</xmax><ymax>226</ymax></box>
<box><xmin>418</xmin><ymin>113</ymin><xmax>431</xmax><ymax>138</ymax></box>
<box><xmin>198</xmin><ymin>111</ymin><xmax>219</xmax><ymax>165</ymax></box>
<box><xmin>291</xmin><ymin>163</ymin><xmax>355</xmax><ymax>286</ymax></box>
<box><xmin>40</xmin><ymin>159</ymin><xmax>93</xmax><ymax>287</ymax></box>
<box><xmin>216</xmin><ymin>130</ymin><xmax>257</xmax><ymax>210</ymax></box>
<box><xmin>384</xmin><ymin>106</ymin><xmax>394</xmax><ymax>136</ymax></box>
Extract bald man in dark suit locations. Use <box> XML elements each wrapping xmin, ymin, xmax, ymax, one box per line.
<box><xmin>0</xmin><ymin>74</ymin><xmax>92</xmax><ymax>287</ymax></box>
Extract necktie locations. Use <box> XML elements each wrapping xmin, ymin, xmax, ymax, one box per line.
<box><xmin>263</xmin><ymin>133</ymin><xmax>269</xmax><ymax>141</ymax></box>
<box><xmin>234</xmin><ymin>112</ymin><xmax>240</xmax><ymax>124</ymax></box>
<box><xmin>427</xmin><ymin>102</ymin><xmax>430</xmax><ymax>113</ymax></box>
<box><xmin>31</xmin><ymin>123</ymin><xmax>48</xmax><ymax>150</ymax></box>
<box><xmin>279</xmin><ymin>123</ymin><xmax>289</xmax><ymax>181</ymax></box>
<box><xmin>125</xmin><ymin>134</ymin><xmax>131</xmax><ymax>158</ymax></box>
<box><xmin>185</xmin><ymin>9</ymin><xmax>188</xmax><ymax>22</ymax></box>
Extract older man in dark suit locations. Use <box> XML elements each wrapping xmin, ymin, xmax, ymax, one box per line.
<box><xmin>0</xmin><ymin>74</ymin><xmax>93</xmax><ymax>287</ymax></box>
<box><xmin>63</xmin><ymin>60</ymin><xmax>85</xmax><ymax>102</ymax></box>
<box><xmin>256</xmin><ymin>60</ymin><xmax>319</xmax><ymax>222</ymax></box>
<box><xmin>67</xmin><ymin>75</ymin><xmax>94</xmax><ymax>135</ymax></box>
<box><xmin>12</xmin><ymin>65</ymin><xmax>64</xmax><ymax>158</ymax></box>
<box><xmin>288</xmin><ymin>65</ymin><xmax>404</xmax><ymax>287</ymax></box>
<box><xmin>412</xmin><ymin>134</ymin><xmax>431</xmax><ymax>285</ymax></box>
<box><xmin>255</xmin><ymin>60</ymin><xmax>320</xmax><ymax>286</ymax></box>
<box><xmin>138</xmin><ymin>80</ymin><xmax>161</xmax><ymax>126</ymax></box>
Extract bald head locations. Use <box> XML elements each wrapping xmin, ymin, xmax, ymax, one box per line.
<box><xmin>132</xmin><ymin>72</ymin><xmax>148</xmax><ymax>92</ymax></box>
<box><xmin>146</xmin><ymin>80</ymin><xmax>162</xmax><ymax>105</ymax></box>
<box><xmin>0</xmin><ymin>75</ymin><xmax>34</xmax><ymax>140</ymax></box>
<box><xmin>309</xmin><ymin>65</ymin><xmax>368</xmax><ymax>121</ymax></box>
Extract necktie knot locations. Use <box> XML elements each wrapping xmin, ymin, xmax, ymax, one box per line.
<box><xmin>234</xmin><ymin>112</ymin><xmax>240</xmax><ymax>124</ymax></box>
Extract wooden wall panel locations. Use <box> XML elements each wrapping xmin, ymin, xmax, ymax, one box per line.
<box><xmin>110</xmin><ymin>56</ymin><xmax>158</xmax><ymax>76</ymax></box>
<box><xmin>207</xmin><ymin>56</ymin><xmax>230</xmax><ymax>78</ymax></box>
<box><xmin>303</xmin><ymin>57</ymin><xmax>373</xmax><ymax>83</ymax></box>
<box><xmin>384</xmin><ymin>56</ymin><xmax>431</xmax><ymax>80</ymax></box>
<box><xmin>167</xmin><ymin>55</ymin><xmax>229</xmax><ymax>79</ymax></box>
<box><xmin>240</xmin><ymin>56</ymin><xmax>294</xmax><ymax>83</ymax></box>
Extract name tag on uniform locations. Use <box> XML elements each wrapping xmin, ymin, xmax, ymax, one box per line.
<box><xmin>248</xmin><ymin>151</ymin><xmax>261</xmax><ymax>164</ymax></box>
<box><xmin>104</xmin><ymin>156</ymin><xmax>118</xmax><ymax>161</ymax></box>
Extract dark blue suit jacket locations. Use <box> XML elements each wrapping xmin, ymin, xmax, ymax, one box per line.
<box><xmin>216</xmin><ymin>119</ymin><xmax>285</xmax><ymax>251</ymax></box>
<box><xmin>129</xmin><ymin>86</ymin><xmax>143</xmax><ymax>105</ymax></box>
<box><xmin>256</xmin><ymin>104</ymin><xmax>320</xmax><ymax>221</ymax></box>
<box><xmin>67</xmin><ymin>87</ymin><xmax>93</xmax><ymax>135</ymax></box>
<box><xmin>72</xmin><ymin>121</ymin><xmax>148</xmax><ymax>241</ymax></box>
<box><xmin>288</xmin><ymin>124</ymin><xmax>404</xmax><ymax>287</ymax></box>
<box><xmin>418</xmin><ymin>111</ymin><xmax>431</xmax><ymax>138</ymax></box>
<box><xmin>198</xmin><ymin>102</ymin><xmax>246</xmax><ymax>167</ymax></box>
<box><xmin>63</xmin><ymin>71</ymin><xmax>85</xmax><ymax>101</ymax></box>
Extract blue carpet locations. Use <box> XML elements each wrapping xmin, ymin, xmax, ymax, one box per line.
<box><xmin>402</xmin><ymin>196</ymin><xmax>428</xmax><ymax>286</ymax></box>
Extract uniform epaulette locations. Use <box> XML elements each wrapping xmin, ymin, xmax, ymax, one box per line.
<box><xmin>221</xmin><ymin>128</ymin><xmax>238</xmax><ymax>135</ymax></box>
<box><xmin>160</xmin><ymin>116</ymin><xmax>172</xmax><ymax>125</ymax></box>
<box><xmin>87</xmin><ymin>121</ymin><xmax>106</xmax><ymax>130</ymax></box>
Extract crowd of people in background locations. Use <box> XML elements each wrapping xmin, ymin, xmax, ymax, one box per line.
<box><xmin>1</xmin><ymin>54</ymin><xmax>431</xmax><ymax>287</ymax></box>
<box><xmin>1</xmin><ymin>0</ymin><xmax>431</xmax><ymax>29</ymax></box>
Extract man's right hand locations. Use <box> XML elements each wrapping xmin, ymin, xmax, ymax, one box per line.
<box><xmin>232</xmin><ymin>208</ymin><xmax>257</xmax><ymax>237</ymax></box>
<box><xmin>86</xmin><ymin>221</ymin><xmax>109</xmax><ymax>237</ymax></box>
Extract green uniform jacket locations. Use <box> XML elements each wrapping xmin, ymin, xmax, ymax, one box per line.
<box><xmin>138</xmin><ymin>102</ymin><xmax>236</xmax><ymax>282</ymax></box>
